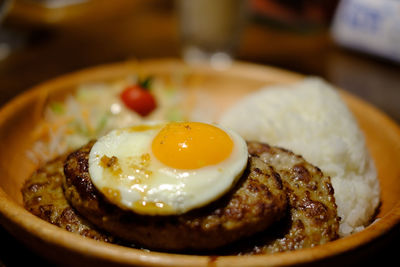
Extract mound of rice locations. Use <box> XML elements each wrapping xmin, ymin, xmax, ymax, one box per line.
<box><xmin>219</xmin><ymin>77</ymin><xmax>380</xmax><ymax>236</ymax></box>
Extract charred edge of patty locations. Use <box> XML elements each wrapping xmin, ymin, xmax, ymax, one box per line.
<box><xmin>246</xmin><ymin>141</ymin><xmax>340</xmax><ymax>253</ymax></box>
<box><xmin>21</xmin><ymin>156</ymin><xmax>114</xmax><ymax>242</ymax></box>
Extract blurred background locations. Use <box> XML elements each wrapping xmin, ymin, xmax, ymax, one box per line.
<box><xmin>0</xmin><ymin>0</ymin><xmax>399</xmax><ymax>121</ymax></box>
<box><xmin>0</xmin><ymin>0</ymin><xmax>399</xmax><ymax>265</ymax></box>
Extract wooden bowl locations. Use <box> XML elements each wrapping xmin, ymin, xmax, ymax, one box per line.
<box><xmin>0</xmin><ymin>59</ymin><xmax>399</xmax><ymax>266</ymax></box>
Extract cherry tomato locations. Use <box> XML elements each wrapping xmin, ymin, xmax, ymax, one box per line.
<box><xmin>120</xmin><ymin>85</ymin><xmax>157</xmax><ymax>116</ymax></box>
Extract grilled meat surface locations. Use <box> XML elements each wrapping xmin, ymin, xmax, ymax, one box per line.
<box><xmin>62</xmin><ymin>141</ymin><xmax>288</xmax><ymax>251</ymax></box>
<box><xmin>21</xmin><ymin>157</ymin><xmax>113</xmax><ymax>242</ymax></box>
<box><xmin>246</xmin><ymin>142</ymin><xmax>339</xmax><ymax>253</ymax></box>
<box><xmin>21</xmin><ymin>141</ymin><xmax>339</xmax><ymax>253</ymax></box>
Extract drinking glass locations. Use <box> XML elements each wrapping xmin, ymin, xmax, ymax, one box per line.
<box><xmin>176</xmin><ymin>0</ymin><xmax>247</xmax><ymax>69</ymax></box>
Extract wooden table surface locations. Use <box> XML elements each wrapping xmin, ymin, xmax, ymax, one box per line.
<box><xmin>0</xmin><ymin>0</ymin><xmax>399</xmax><ymax>266</ymax></box>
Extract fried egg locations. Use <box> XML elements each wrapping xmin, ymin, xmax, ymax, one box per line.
<box><xmin>88</xmin><ymin>122</ymin><xmax>248</xmax><ymax>215</ymax></box>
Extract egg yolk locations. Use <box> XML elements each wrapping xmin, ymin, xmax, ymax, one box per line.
<box><xmin>152</xmin><ymin>122</ymin><xmax>233</xmax><ymax>169</ymax></box>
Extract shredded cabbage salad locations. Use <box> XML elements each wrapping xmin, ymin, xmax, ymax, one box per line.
<box><xmin>27</xmin><ymin>76</ymin><xmax>185</xmax><ymax>166</ymax></box>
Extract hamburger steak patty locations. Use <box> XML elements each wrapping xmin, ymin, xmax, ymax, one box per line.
<box><xmin>246</xmin><ymin>142</ymin><xmax>339</xmax><ymax>253</ymax></box>
<box><xmin>22</xmin><ymin>140</ymin><xmax>339</xmax><ymax>253</ymax></box>
<box><xmin>21</xmin><ymin>157</ymin><xmax>113</xmax><ymax>242</ymax></box>
<box><xmin>62</xmin><ymin>141</ymin><xmax>288</xmax><ymax>251</ymax></box>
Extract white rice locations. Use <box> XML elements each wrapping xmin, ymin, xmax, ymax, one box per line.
<box><xmin>219</xmin><ymin>77</ymin><xmax>380</xmax><ymax>236</ymax></box>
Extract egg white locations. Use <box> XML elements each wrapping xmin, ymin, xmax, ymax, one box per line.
<box><xmin>88</xmin><ymin>122</ymin><xmax>248</xmax><ymax>215</ymax></box>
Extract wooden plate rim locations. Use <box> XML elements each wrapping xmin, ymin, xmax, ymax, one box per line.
<box><xmin>0</xmin><ymin>59</ymin><xmax>399</xmax><ymax>266</ymax></box>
